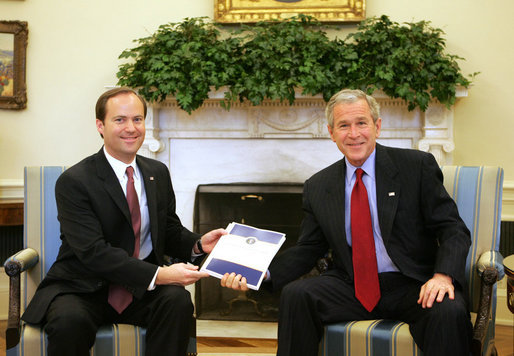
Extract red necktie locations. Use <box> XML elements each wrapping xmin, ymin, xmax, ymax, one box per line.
<box><xmin>351</xmin><ymin>168</ymin><xmax>380</xmax><ymax>312</ymax></box>
<box><xmin>108</xmin><ymin>166</ymin><xmax>141</xmax><ymax>314</ymax></box>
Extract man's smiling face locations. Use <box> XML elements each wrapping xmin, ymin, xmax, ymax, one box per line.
<box><xmin>96</xmin><ymin>92</ymin><xmax>146</xmax><ymax>164</ymax></box>
<box><xmin>327</xmin><ymin>99</ymin><xmax>381</xmax><ymax>167</ymax></box>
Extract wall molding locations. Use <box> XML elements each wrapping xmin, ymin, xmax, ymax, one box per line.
<box><xmin>502</xmin><ymin>180</ymin><xmax>514</xmax><ymax>221</ymax></box>
<box><xmin>0</xmin><ymin>179</ymin><xmax>23</xmax><ymax>203</ymax></box>
<box><xmin>1</xmin><ymin>178</ymin><xmax>513</xmax><ymax>219</ymax></box>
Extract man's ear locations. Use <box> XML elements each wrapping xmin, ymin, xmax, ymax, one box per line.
<box><xmin>327</xmin><ymin>124</ymin><xmax>336</xmax><ymax>142</ymax></box>
<box><xmin>96</xmin><ymin>119</ymin><xmax>104</xmax><ymax>138</ymax></box>
<box><xmin>375</xmin><ymin>117</ymin><xmax>382</xmax><ymax>138</ymax></box>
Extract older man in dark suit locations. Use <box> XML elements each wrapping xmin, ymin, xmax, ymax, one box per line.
<box><xmin>22</xmin><ymin>87</ymin><xmax>226</xmax><ymax>355</ymax></box>
<box><xmin>222</xmin><ymin>89</ymin><xmax>473</xmax><ymax>356</ymax></box>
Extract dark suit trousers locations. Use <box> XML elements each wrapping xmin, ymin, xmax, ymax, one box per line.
<box><xmin>277</xmin><ymin>272</ymin><xmax>472</xmax><ymax>356</ymax></box>
<box><xmin>44</xmin><ymin>284</ymin><xmax>193</xmax><ymax>356</ymax></box>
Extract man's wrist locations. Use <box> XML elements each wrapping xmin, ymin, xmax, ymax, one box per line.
<box><xmin>195</xmin><ymin>239</ymin><xmax>205</xmax><ymax>254</ymax></box>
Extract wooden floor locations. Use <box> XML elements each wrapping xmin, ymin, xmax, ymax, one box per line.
<box><xmin>197</xmin><ymin>337</ymin><xmax>277</xmax><ymax>354</ymax></box>
<box><xmin>0</xmin><ymin>321</ymin><xmax>511</xmax><ymax>355</ymax></box>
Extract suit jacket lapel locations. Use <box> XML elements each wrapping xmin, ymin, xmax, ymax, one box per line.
<box><xmin>325</xmin><ymin>159</ymin><xmax>354</xmax><ymax>273</ymax></box>
<box><xmin>95</xmin><ymin>149</ymin><xmax>132</xmax><ymax>225</ymax></box>
<box><xmin>375</xmin><ymin>144</ymin><xmax>400</xmax><ymax>245</ymax></box>
<box><xmin>136</xmin><ymin>157</ymin><xmax>159</xmax><ymax>249</ymax></box>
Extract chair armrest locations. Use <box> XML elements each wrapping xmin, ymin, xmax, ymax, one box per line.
<box><xmin>315</xmin><ymin>250</ymin><xmax>334</xmax><ymax>274</ymax></box>
<box><xmin>4</xmin><ymin>248</ymin><xmax>39</xmax><ymax>276</ymax></box>
<box><xmin>3</xmin><ymin>247</ymin><xmax>39</xmax><ymax>349</ymax></box>
<box><xmin>476</xmin><ymin>250</ymin><xmax>505</xmax><ymax>281</ymax></box>
<box><xmin>471</xmin><ymin>250</ymin><xmax>503</xmax><ymax>356</ymax></box>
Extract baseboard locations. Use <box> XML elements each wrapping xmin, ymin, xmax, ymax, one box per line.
<box><xmin>496</xmin><ymin>279</ymin><xmax>513</xmax><ymax>326</ymax></box>
<box><xmin>197</xmin><ymin>319</ymin><xmax>277</xmax><ymax>339</ymax></box>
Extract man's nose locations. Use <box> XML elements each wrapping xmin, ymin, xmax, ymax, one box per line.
<box><xmin>348</xmin><ymin>124</ymin><xmax>359</xmax><ymax>137</ymax></box>
<box><xmin>125</xmin><ymin>119</ymin><xmax>136</xmax><ymax>131</ymax></box>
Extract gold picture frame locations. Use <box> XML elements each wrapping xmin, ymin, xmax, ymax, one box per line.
<box><xmin>0</xmin><ymin>21</ymin><xmax>28</xmax><ymax>110</ymax></box>
<box><xmin>214</xmin><ymin>0</ymin><xmax>365</xmax><ymax>23</ymax></box>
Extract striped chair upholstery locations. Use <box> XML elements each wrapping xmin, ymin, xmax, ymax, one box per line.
<box><xmin>4</xmin><ymin>166</ymin><xmax>197</xmax><ymax>356</ymax></box>
<box><xmin>319</xmin><ymin>166</ymin><xmax>505</xmax><ymax>356</ymax></box>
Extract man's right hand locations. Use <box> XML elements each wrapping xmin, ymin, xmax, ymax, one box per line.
<box><xmin>220</xmin><ymin>272</ymin><xmax>249</xmax><ymax>291</ymax></box>
<box><xmin>155</xmin><ymin>263</ymin><xmax>209</xmax><ymax>286</ymax></box>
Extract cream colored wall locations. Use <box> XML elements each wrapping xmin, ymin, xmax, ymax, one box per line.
<box><xmin>0</xmin><ymin>0</ymin><xmax>213</xmax><ymax>179</ymax></box>
<box><xmin>368</xmin><ymin>1</ymin><xmax>514</xmax><ymax>168</ymax></box>
<box><xmin>1</xmin><ymin>0</ymin><xmax>514</xmax><ymax>216</ymax></box>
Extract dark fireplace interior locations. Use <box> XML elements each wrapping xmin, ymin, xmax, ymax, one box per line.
<box><xmin>193</xmin><ymin>183</ymin><xmax>308</xmax><ymax>322</ymax></box>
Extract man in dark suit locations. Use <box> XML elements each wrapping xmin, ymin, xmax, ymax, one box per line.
<box><xmin>22</xmin><ymin>87</ymin><xmax>226</xmax><ymax>355</ymax></box>
<box><xmin>222</xmin><ymin>89</ymin><xmax>472</xmax><ymax>356</ymax></box>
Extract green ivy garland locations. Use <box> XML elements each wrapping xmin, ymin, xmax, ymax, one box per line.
<box><xmin>117</xmin><ymin>15</ymin><xmax>476</xmax><ymax>114</ymax></box>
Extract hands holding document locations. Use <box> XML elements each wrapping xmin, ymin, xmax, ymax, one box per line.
<box><xmin>200</xmin><ymin>222</ymin><xmax>285</xmax><ymax>290</ymax></box>
<box><xmin>221</xmin><ymin>271</ymin><xmax>249</xmax><ymax>291</ymax></box>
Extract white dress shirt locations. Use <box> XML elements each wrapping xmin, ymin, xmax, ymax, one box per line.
<box><xmin>103</xmin><ymin>147</ymin><xmax>158</xmax><ymax>289</ymax></box>
<box><xmin>344</xmin><ymin>149</ymin><xmax>399</xmax><ymax>273</ymax></box>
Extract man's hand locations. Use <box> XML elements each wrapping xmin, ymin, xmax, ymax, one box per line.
<box><xmin>220</xmin><ymin>272</ymin><xmax>249</xmax><ymax>291</ymax></box>
<box><xmin>155</xmin><ymin>263</ymin><xmax>209</xmax><ymax>286</ymax></box>
<box><xmin>199</xmin><ymin>228</ymin><xmax>227</xmax><ymax>254</ymax></box>
<box><xmin>417</xmin><ymin>273</ymin><xmax>454</xmax><ymax>308</ymax></box>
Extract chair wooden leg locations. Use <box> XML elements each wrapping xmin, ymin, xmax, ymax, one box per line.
<box><xmin>491</xmin><ymin>345</ymin><xmax>498</xmax><ymax>356</ymax></box>
<box><xmin>472</xmin><ymin>267</ymin><xmax>498</xmax><ymax>356</ymax></box>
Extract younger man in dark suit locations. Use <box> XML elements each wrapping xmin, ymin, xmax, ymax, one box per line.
<box><xmin>222</xmin><ymin>89</ymin><xmax>473</xmax><ymax>356</ymax></box>
<box><xmin>22</xmin><ymin>87</ymin><xmax>226</xmax><ymax>355</ymax></box>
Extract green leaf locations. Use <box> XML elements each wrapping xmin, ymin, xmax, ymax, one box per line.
<box><xmin>116</xmin><ymin>15</ymin><xmax>474</xmax><ymax>113</ymax></box>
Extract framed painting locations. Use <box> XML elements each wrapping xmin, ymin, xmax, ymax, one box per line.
<box><xmin>214</xmin><ymin>0</ymin><xmax>365</xmax><ymax>23</ymax></box>
<box><xmin>0</xmin><ymin>21</ymin><xmax>28</xmax><ymax>110</ymax></box>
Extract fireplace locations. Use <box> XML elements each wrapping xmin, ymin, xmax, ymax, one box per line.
<box><xmin>135</xmin><ymin>88</ymin><xmax>465</xmax><ymax>328</ymax></box>
<box><xmin>193</xmin><ymin>183</ymin><xmax>309</xmax><ymax>321</ymax></box>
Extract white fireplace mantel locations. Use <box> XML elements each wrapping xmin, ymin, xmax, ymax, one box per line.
<box><xmin>142</xmin><ymin>88</ymin><xmax>467</xmax><ymax>161</ymax></box>
<box><xmin>139</xmin><ymin>88</ymin><xmax>467</xmax><ymax>230</ymax></box>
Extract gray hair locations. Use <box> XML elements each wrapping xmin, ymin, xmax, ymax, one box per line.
<box><xmin>325</xmin><ymin>89</ymin><xmax>380</xmax><ymax>127</ymax></box>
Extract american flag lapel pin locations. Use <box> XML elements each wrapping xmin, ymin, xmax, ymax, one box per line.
<box><xmin>150</xmin><ymin>177</ymin><xmax>155</xmax><ymax>181</ymax></box>
<box><xmin>388</xmin><ymin>192</ymin><xmax>395</xmax><ymax>196</ymax></box>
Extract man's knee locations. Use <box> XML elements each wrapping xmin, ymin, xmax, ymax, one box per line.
<box><xmin>413</xmin><ymin>296</ymin><xmax>472</xmax><ymax>355</ymax></box>
<box><xmin>280</xmin><ymin>279</ymin><xmax>317</xmax><ymax>312</ymax></box>
<box><xmin>281</xmin><ymin>280</ymin><xmax>307</xmax><ymax>300</ymax></box>
<box><xmin>45</xmin><ymin>309</ymin><xmax>98</xmax><ymax>355</ymax></box>
<box><xmin>155</xmin><ymin>286</ymin><xmax>193</xmax><ymax>316</ymax></box>
<box><xmin>45</xmin><ymin>309</ymin><xmax>97</xmax><ymax>338</ymax></box>
<box><xmin>429</xmin><ymin>295</ymin><xmax>469</xmax><ymax>323</ymax></box>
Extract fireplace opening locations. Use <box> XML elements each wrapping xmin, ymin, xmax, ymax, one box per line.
<box><xmin>193</xmin><ymin>183</ymin><xmax>317</xmax><ymax>322</ymax></box>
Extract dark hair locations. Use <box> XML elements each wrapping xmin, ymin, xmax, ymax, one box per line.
<box><xmin>95</xmin><ymin>87</ymin><xmax>147</xmax><ymax>122</ymax></box>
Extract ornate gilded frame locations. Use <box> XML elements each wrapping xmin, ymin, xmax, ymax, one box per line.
<box><xmin>0</xmin><ymin>21</ymin><xmax>28</xmax><ymax>110</ymax></box>
<box><xmin>214</xmin><ymin>0</ymin><xmax>365</xmax><ymax>23</ymax></box>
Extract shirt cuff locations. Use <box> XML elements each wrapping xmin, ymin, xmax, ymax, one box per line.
<box><xmin>147</xmin><ymin>266</ymin><xmax>159</xmax><ymax>291</ymax></box>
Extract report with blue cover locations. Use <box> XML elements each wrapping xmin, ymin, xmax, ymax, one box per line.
<box><xmin>200</xmin><ymin>222</ymin><xmax>286</xmax><ymax>290</ymax></box>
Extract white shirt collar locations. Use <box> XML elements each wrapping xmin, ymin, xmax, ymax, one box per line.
<box><xmin>103</xmin><ymin>147</ymin><xmax>139</xmax><ymax>180</ymax></box>
<box><xmin>345</xmin><ymin>148</ymin><xmax>376</xmax><ymax>185</ymax></box>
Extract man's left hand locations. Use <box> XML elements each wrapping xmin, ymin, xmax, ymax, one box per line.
<box><xmin>199</xmin><ymin>228</ymin><xmax>227</xmax><ymax>254</ymax></box>
<box><xmin>417</xmin><ymin>273</ymin><xmax>454</xmax><ymax>309</ymax></box>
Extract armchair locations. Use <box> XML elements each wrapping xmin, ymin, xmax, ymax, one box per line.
<box><xmin>4</xmin><ymin>166</ymin><xmax>197</xmax><ymax>356</ymax></box>
<box><xmin>319</xmin><ymin>166</ymin><xmax>505</xmax><ymax>356</ymax></box>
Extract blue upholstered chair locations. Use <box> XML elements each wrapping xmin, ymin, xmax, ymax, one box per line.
<box><xmin>4</xmin><ymin>166</ymin><xmax>197</xmax><ymax>356</ymax></box>
<box><xmin>319</xmin><ymin>166</ymin><xmax>505</xmax><ymax>356</ymax></box>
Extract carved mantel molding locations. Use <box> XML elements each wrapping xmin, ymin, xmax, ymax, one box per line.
<box><xmin>142</xmin><ymin>87</ymin><xmax>467</xmax><ymax>166</ymax></box>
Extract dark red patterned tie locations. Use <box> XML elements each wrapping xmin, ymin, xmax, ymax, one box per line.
<box><xmin>108</xmin><ymin>166</ymin><xmax>141</xmax><ymax>313</ymax></box>
<box><xmin>351</xmin><ymin>168</ymin><xmax>380</xmax><ymax>312</ymax></box>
